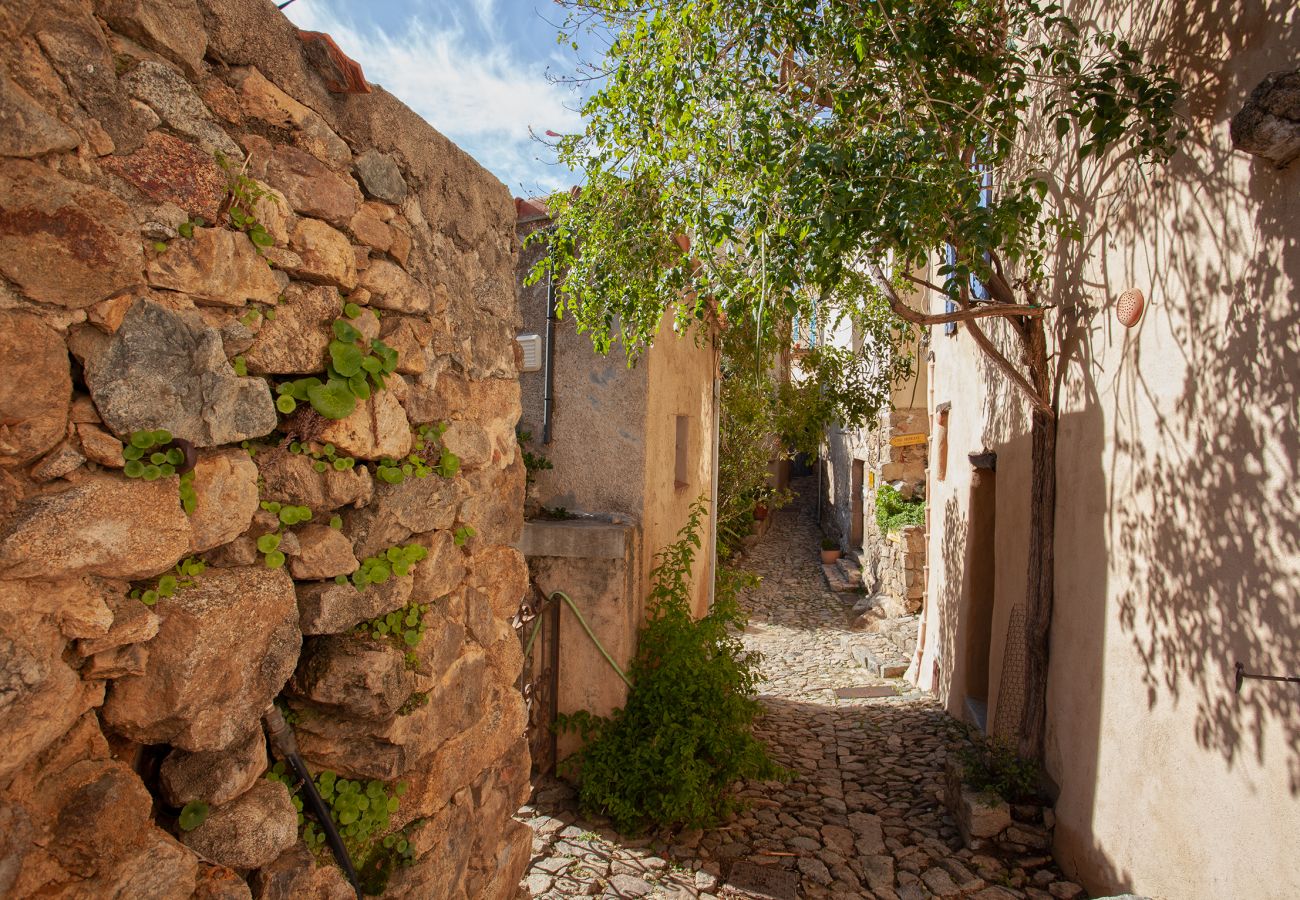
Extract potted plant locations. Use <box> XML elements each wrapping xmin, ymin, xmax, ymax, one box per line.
<box><xmin>820</xmin><ymin>537</ymin><xmax>841</xmax><ymax>564</ymax></box>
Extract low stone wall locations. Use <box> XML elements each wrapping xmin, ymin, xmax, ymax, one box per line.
<box><xmin>0</xmin><ymin>1</ymin><xmax>530</xmax><ymax>897</ymax></box>
<box><xmin>877</xmin><ymin>525</ymin><xmax>926</xmax><ymax>615</ymax></box>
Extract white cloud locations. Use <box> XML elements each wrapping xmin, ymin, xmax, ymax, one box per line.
<box><xmin>284</xmin><ymin>0</ymin><xmax>583</xmax><ymax>194</ymax></box>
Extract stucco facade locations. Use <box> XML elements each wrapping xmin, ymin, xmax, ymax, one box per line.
<box><xmin>515</xmin><ymin>207</ymin><xmax>719</xmax><ymax>761</ymax></box>
<box><xmin>914</xmin><ymin>3</ymin><xmax>1299</xmax><ymax>897</ymax></box>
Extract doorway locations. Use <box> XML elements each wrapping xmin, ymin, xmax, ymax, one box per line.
<box><xmin>963</xmin><ymin>467</ymin><xmax>996</xmax><ymax>731</ymax></box>
<box><xmin>850</xmin><ymin>460</ymin><xmax>865</xmax><ymax>551</ymax></box>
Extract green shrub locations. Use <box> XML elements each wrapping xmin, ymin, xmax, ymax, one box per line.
<box><xmin>557</xmin><ymin>498</ymin><xmax>782</xmax><ymax>832</ymax></box>
<box><xmin>959</xmin><ymin>736</ymin><xmax>1041</xmax><ymax>804</ymax></box>
<box><xmin>875</xmin><ymin>484</ymin><xmax>924</xmax><ymax>532</ymax></box>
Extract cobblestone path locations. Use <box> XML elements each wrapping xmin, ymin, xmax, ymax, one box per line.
<box><xmin>517</xmin><ymin>480</ymin><xmax>1081</xmax><ymax>900</ymax></box>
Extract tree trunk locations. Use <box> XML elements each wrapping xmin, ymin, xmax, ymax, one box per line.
<box><xmin>1017</xmin><ymin>406</ymin><xmax>1057</xmax><ymax>763</ymax></box>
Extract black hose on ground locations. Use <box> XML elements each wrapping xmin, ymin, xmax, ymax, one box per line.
<box><xmin>263</xmin><ymin>706</ymin><xmax>363</xmax><ymax>900</ymax></box>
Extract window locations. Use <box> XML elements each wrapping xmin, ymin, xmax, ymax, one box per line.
<box><xmin>674</xmin><ymin>415</ymin><xmax>691</xmax><ymax>490</ymax></box>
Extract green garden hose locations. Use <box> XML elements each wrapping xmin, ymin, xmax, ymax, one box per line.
<box><xmin>523</xmin><ymin>590</ymin><xmax>632</xmax><ymax>688</ymax></box>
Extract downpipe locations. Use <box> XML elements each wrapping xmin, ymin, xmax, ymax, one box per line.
<box><xmin>263</xmin><ymin>706</ymin><xmax>363</xmax><ymax>899</ymax></box>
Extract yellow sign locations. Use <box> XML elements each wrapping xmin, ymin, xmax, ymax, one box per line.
<box><xmin>889</xmin><ymin>432</ymin><xmax>928</xmax><ymax>447</ymax></box>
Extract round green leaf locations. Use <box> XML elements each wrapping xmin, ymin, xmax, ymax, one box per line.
<box><xmin>178</xmin><ymin>800</ymin><xmax>209</xmax><ymax>832</ymax></box>
<box><xmin>124</xmin><ymin>460</ymin><xmax>145</xmax><ymax>478</ymax></box>
<box><xmin>329</xmin><ymin>340</ymin><xmax>364</xmax><ymax>377</ymax></box>
<box><xmin>307</xmin><ymin>378</ymin><xmax>358</xmax><ymax>420</ymax></box>
<box><xmin>130</xmin><ymin>431</ymin><xmax>154</xmax><ymax>449</ymax></box>
<box><xmin>276</xmin><ymin>395</ymin><xmax>297</xmax><ymax>414</ymax></box>
<box><xmin>264</xmin><ymin>549</ymin><xmax>286</xmax><ymax>569</ymax></box>
<box><xmin>256</xmin><ymin>533</ymin><xmax>281</xmax><ymax>553</ymax></box>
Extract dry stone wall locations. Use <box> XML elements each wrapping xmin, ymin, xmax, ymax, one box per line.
<box><xmin>0</xmin><ymin>1</ymin><xmax>531</xmax><ymax>897</ymax></box>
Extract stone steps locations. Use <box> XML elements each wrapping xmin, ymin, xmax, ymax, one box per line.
<box><xmin>840</xmin><ymin>634</ymin><xmax>910</xmax><ymax>679</ymax></box>
<box><xmin>821</xmin><ymin>557</ymin><xmax>862</xmax><ymax>593</ymax></box>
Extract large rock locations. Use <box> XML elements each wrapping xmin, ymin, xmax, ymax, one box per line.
<box><xmin>378</xmin><ymin>315</ymin><xmax>433</xmax><ymax>375</ymax></box>
<box><xmin>314</xmin><ymin>387</ymin><xmax>412</xmax><ymax>460</ymax></box>
<box><xmin>410</xmin><ymin>530</ymin><xmax>466</xmax><ymax>601</ymax></box>
<box><xmin>0</xmin><ymin>311</ymin><xmax>71</xmax><ymax>466</ymax></box>
<box><xmin>122</xmin><ymin>60</ymin><xmax>241</xmax><ymax>159</ymax></box>
<box><xmin>102</xmin><ymin>130</ymin><xmax>228</xmax><ymax>221</ymax></box>
<box><xmin>159</xmin><ymin>727</ymin><xmax>267</xmax><ymax>807</ymax></box>
<box><xmin>292</xmin><ymin>646</ymin><xmax>486</xmax><ymax>782</ymax></box>
<box><xmin>287</xmin><ymin>524</ymin><xmax>357</xmax><ymax>580</ymax></box>
<box><xmin>251</xmin><ymin>844</ymin><xmax>355</xmax><ymax>900</ymax></box>
<box><xmin>242</xmin><ymin>282</ymin><xmax>340</xmax><ymax>374</ymax></box>
<box><xmin>31</xmin><ymin>0</ymin><xmax>147</xmax><ymax>153</ymax></box>
<box><xmin>0</xmin><ymin>474</ymin><xmax>190</xmax><ymax>580</ymax></box>
<box><xmin>0</xmin><ymin>159</ymin><xmax>142</xmax><ymax>307</ymax></box>
<box><xmin>231</xmin><ymin>67</ymin><xmax>350</xmax><ymax>167</ymax></box>
<box><xmin>354</xmin><ymin>150</ymin><xmax>408</xmax><ymax>204</ymax></box>
<box><xmin>103</xmin><ymin>566</ymin><xmax>301</xmax><ymax>751</ymax></box>
<box><xmin>0</xmin><ymin>73</ymin><xmax>79</xmax><ymax>158</ymax></box>
<box><xmin>95</xmin><ymin>0</ymin><xmax>208</xmax><ymax>78</ymax></box>
<box><xmin>285</xmin><ymin>217</ymin><xmax>357</xmax><ymax>289</ymax></box>
<box><xmin>257</xmin><ymin>143</ymin><xmax>361</xmax><ymax>227</ymax></box>
<box><xmin>147</xmin><ymin>226</ymin><xmax>286</xmax><ymax>306</ymax></box>
<box><xmin>344</xmin><ymin>473</ymin><xmax>464</xmax><ymax>560</ymax></box>
<box><xmin>85</xmin><ymin>299</ymin><xmax>278</xmax><ymax>447</ymax></box>
<box><xmin>0</xmin><ymin>598</ymin><xmax>101</xmax><ymax>781</ymax></box>
<box><xmin>359</xmin><ymin>259</ymin><xmax>432</xmax><ymax>314</ymax></box>
<box><xmin>193</xmin><ymin>864</ymin><xmax>254</xmax><ymax>900</ymax></box>
<box><xmin>1231</xmin><ymin>70</ymin><xmax>1300</xmax><ymax>168</ymax></box>
<box><xmin>76</xmin><ymin>423</ymin><xmax>125</xmax><ymax>468</ymax></box>
<box><xmin>293</xmin><ymin>634</ymin><xmax>413</xmax><ymax>720</ymax></box>
<box><xmin>257</xmin><ymin>446</ymin><xmax>373</xmax><ymax>510</ymax></box>
<box><xmin>179</xmin><ymin>779</ymin><xmax>297</xmax><ymax>871</ymax></box>
<box><xmin>297</xmin><ymin>571</ymin><xmax>412</xmax><ymax>635</ymax></box>
<box><xmin>189</xmin><ymin>448</ymin><xmax>261</xmax><ymax>552</ymax></box>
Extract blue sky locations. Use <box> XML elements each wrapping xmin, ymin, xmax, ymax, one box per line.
<box><xmin>282</xmin><ymin>0</ymin><xmax>587</xmax><ymax>197</ymax></box>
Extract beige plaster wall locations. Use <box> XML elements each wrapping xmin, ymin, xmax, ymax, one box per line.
<box><xmin>643</xmin><ymin>316</ymin><xmax>719</xmax><ymax>618</ymax></box>
<box><xmin>919</xmin><ymin>2</ymin><xmax>1300</xmax><ymax>897</ymax></box>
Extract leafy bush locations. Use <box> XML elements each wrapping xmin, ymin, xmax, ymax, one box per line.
<box><xmin>557</xmin><ymin>499</ymin><xmax>782</xmax><ymax>832</ymax></box>
<box><xmin>875</xmin><ymin>484</ymin><xmax>924</xmax><ymax>532</ymax></box>
<box><xmin>959</xmin><ymin>736</ymin><xmax>1042</xmax><ymax>804</ymax></box>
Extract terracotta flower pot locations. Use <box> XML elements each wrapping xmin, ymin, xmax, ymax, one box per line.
<box><xmin>753</xmin><ymin>504</ymin><xmax>768</xmax><ymax>521</ymax></box>
<box><xmin>821</xmin><ymin>549</ymin><xmax>841</xmax><ymax>564</ymax></box>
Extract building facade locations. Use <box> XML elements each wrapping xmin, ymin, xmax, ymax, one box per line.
<box><xmin>912</xmin><ymin>3</ymin><xmax>1300</xmax><ymax>897</ymax></box>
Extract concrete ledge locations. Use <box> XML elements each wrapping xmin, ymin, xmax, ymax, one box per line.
<box><xmin>518</xmin><ymin>519</ymin><xmax>634</xmax><ymax>560</ymax></box>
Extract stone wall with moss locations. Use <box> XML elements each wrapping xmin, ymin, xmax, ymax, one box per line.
<box><xmin>0</xmin><ymin>0</ymin><xmax>531</xmax><ymax>897</ymax></box>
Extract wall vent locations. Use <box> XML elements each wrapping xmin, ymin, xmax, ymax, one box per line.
<box><xmin>516</xmin><ymin>333</ymin><xmax>543</xmax><ymax>372</ymax></box>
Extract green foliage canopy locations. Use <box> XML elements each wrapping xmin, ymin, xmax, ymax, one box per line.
<box><xmin>534</xmin><ymin>0</ymin><xmax>1184</xmax><ymax>378</ymax></box>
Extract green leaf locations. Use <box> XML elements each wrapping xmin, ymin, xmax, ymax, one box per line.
<box><xmin>130</xmin><ymin>432</ymin><xmax>155</xmax><ymax>449</ymax></box>
<box><xmin>153</xmin><ymin>430</ymin><xmax>173</xmax><ymax>445</ymax></box>
<box><xmin>178</xmin><ymin>801</ymin><xmax>209</xmax><ymax>832</ymax></box>
<box><xmin>257</xmin><ymin>533</ymin><xmax>281</xmax><ymax>553</ymax></box>
<box><xmin>347</xmin><ymin>374</ymin><xmax>371</xmax><ymax>400</ymax></box>
<box><xmin>332</xmin><ymin>319</ymin><xmax>362</xmax><ymax>342</ymax></box>
<box><xmin>124</xmin><ymin>460</ymin><xmax>145</xmax><ymax>478</ymax></box>
<box><xmin>276</xmin><ymin>394</ymin><xmax>297</xmax><ymax>414</ymax></box>
<box><xmin>329</xmin><ymin>340</ymin><xmax>364</xmax><ymax>377</ymax></box>
<box><xmin>264</xmin><ymin>549</ymin><xmax>286</xmax><ymax>569</ymax></box>
<box><xmin>344</xmin><ymin>302</ymin><xmax>363</xmax><ymax>319</ymax></box>
<box><xmin>308</xmin><ymin>378</ymin><xmax>357</xmax><ymax>420</ymax></box>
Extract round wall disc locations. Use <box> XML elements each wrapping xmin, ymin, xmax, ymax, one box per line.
<box><xmin>1117</xmin><ymin>289</ymin><xmax>1145</xmax><ymax>327</ymax></box>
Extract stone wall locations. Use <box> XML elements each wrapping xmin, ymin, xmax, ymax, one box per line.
<box><xmin>0</xmin><ymin>1</ymin><xmax>531</xmax><ymax>897</ymax></box>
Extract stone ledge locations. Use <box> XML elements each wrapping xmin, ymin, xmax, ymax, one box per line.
<box><xmin>518</xmin><ymin>519</ymin><xmax>634</xmax><ymax>560</ymax></box>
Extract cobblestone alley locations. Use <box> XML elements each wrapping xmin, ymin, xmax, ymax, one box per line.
<box><xmin>518</xmin><ymin>480</ymin><xmax>1083</xmax><ymax>900</ymax></box>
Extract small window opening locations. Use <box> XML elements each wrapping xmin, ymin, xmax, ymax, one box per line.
<box><xmin>674</xmin><ymin>415</ymin><xmax>690</xmax><ymax>490</ymax></box>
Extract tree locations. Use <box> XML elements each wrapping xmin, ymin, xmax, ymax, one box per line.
<box><xmin>534</xmin><ymin>0</ymin><xmax>1183</xmax><ymax>763</ymax></box>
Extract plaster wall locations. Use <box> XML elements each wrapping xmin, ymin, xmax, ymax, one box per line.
<box><xmin>919</xmin><ymin>2</ymin><xmax>1300</xmax><ymax>897</ymax></box>
<box><xmin>642</xmin><ymin>316</ymin><xmax>719</xmax><ymax>618</ymax></box>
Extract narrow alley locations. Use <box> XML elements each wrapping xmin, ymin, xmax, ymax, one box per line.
<box><xmin>518</xmin><ymin>481</ymin><xmax>1080</xmax><ymax>900</ymax></box>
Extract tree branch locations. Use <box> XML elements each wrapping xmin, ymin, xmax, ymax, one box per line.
<box><xmin>866</xmin><ymin>260</ymin><xmax>1051</xmax><ymax>414</ymax></box>
<box><xmin>866</xmin><ymin>260</ymin><xmax>1044</xmax><ymax>326</ymax></box>
<box><xmin>965</xmin><ymin>319</ymin><xmax>1054</xmax><ymax>415</ymax></box>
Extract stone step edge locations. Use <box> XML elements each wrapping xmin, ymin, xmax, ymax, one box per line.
<box><xmin>849</xmin><ymin>643</ymin><xmax>910</xmax><ymax>679</ymax></box>
<box><xmin>821</xmin><ymin>562</ymin><xmax>861</xmax><ymax>593</ymax></box>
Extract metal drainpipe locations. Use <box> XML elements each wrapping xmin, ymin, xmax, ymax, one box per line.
<box><xmin>708</xmin><ymin>367</ymin><xmax>721</xmax><ymax>609</ymax></box>
<box><xmin>542</xmin><ymin>242</ymin><xmax>558</xmax><ymax>446</ymax></box>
